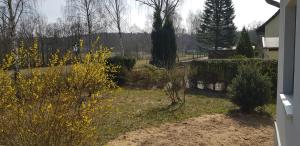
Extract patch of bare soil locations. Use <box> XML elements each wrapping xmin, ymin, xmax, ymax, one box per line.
<box><xmin>106</xmin><ymin>114</ymin><xmax>274</xmax><ymax>146</ymax></box>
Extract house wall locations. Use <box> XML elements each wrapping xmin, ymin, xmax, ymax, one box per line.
<box><xmin>265</xmin><ymin>15</ymin><xmax>280</xmax><ymax>37</ymax></box>
<box><xmin>276</xmin><ymin>0</ymin><xmax>300</xmax><ymax>146</ymax></box>
<box><xmin>264</xmin><ymin>14</ymin><xmax>279</xmax><ymax>60</ymax></box>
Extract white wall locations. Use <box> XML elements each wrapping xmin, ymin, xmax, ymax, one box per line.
<box><xmin>276</xmin><ymin>0</ymin><xmax>300</xmax><ymax>146</ymax></box>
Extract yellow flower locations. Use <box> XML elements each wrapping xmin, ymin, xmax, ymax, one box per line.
<box><xmin>79</xmin><ymin>39</ymin><xmax>84</xmax><ymax>49</ymax></box>
<box><xmin>47</xmin><ymin>104</ymin><xmax>52</xmax><ymax>111</ymax></box>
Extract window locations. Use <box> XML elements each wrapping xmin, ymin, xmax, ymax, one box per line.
<box><xmin>280</xmin><ymin>2</ymin><xmax>297</xmax><ymax>117</ymax></box>
<box><xmin>282</xmin><ymin>4</ymin><xmax>296</xmax><ymax>95</ymax></box>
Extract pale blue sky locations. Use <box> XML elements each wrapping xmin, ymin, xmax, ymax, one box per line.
<box><xmin>38</xmin><ymin>0</ymin><xmax>279</xmax><ymax>31</ymax></box>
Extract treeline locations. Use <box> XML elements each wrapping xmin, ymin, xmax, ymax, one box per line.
<box><xmin>0</xmin><ymin>0</ymin><xmax>131</xmax><ymax>66</ymax></box>
<box><xmin>0</xmin><ymin>32</ymin><xmax>199</xmax><ymax>65</ymax></box>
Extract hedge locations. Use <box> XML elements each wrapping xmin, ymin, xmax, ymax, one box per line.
<box><xmin>107</xmin><ymin>56</ymin><xmax>136</xmax><ymax>85</ymax></box>
<box><xmin>208</xmin><ymin>50</ymin><xmax>237</xmax><ymax>59</ymax></box>
<box><xmin>107</xmin><ymin>56</ymin><xmax>136</xmax><ymax>71</ymax></box>
<box><xmin>189</xmin><ymin>59</ymin><xmax>278</xmax><ymax>97</ymax></box>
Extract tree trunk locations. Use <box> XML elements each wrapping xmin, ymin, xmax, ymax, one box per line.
<box><xmin>87</xmin><ymin>19</ymin><xmax>92</xmax><ymax>51</ymax></box>
<box><xmin>8</xmin><ymin>22</ymin><xmax>19</xmax><ymax>80</ymax></box>
<box><xmin>118</xmin><ymin>26</ymin><xmax>124</xmax><ymax>57</ymax></box>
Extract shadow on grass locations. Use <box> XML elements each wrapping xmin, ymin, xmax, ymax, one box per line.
<box><xmin>226</xmin><ymin>109</ymin><xmax>274</xmax><ymax>128</ymax></box>
<box><xmin>147</xmin><ymin>102</ymin><xmax>185</xmax><ymax>113</ymax></box>
<box><xmin>186</xmin><ymin>89</ymin><xmax>229</xmax><ymax>99</ymax></box>
<box><xmin>136</xmin><ymin>102</ymin><xmax>187</xmax><ymax>122</ymax></box>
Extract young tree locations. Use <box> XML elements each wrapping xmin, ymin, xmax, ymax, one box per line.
<box><xmin>236</xmin><ymin>27</ymin><xmax>254</xmax><ymax>58</ymax></box>
<box><xmin>105</xmin><ymin>0</ymin><xmax>126</xmax><ymax>56</ymax></box>
<box><xmin>197</xmin><ymin>0</ymin><xmax>236</xmax><ymax>50</ymax></box>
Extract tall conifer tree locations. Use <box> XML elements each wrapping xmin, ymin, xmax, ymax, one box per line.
<box><xmin>162</xmin><ymin>17</ymin><xmax>177</xmax><ymax>69</ymax></box>
<box><xmin>197</xmin><ymin>0</ymin><xmax>236</xmax><ymax>50</ymax></box>
<box><xmin>150</xmin><ymin>8</ymin><xmax>177</xmax><ymax>69</ymax></box>
<box><xmin>150</xmin><ymin>8</ymin><xmax>163</xmax><ymax>66</ymax></box>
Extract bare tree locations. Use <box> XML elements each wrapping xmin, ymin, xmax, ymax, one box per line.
<box><xmin>172</xmin><ymin>12</ymin><xmax>184</xmax><ymax>33</ymax></box>
<box><xmin>186</xmin><ymin>10</ymin><xmax>201</xmax><ymax>35</ymax></box>
<box><xmin>0</xmin><ymin>6</ymin><xmax>8</xmax><ymax>60</ymax></box>
<box><xmin>18</xmin><ymin>13</ymin><xmax>38</xmax><ymax>40</ymax></box>
<box><xmin>136</xmin><ymin>0</ymin><xmax>180</xmax><ymax>20</ymax></box>
<box><xmin>66</xmin><ymin>0</ymin><xmax>105</xmax><ymax>49</ymax></box>
<box><xmin>0</xmin><ymin>0</ymin><xmax>38</xmax><ymax>49</ymax></box>
<box><xmin>69</xmin><ymin>16</ymin><xmax>83</xmax><ymax>43</ymax></box>
<box><xmin>105</xmin><ymin>0</ymin><xmax>127</xmax><ymax>56</ymax></box>
<box><xmin>0</xmin><ymin>0</ymin><xmax>38</xmax><ymax>79</ymax></box>
<box><xmin>34</xmin><ymin>14</ymin><xmax>48</xmax><ymax>64</ymax></box>
<box><xmin>144</xmin><ymin>13</ymin><xmax>153</xmax><ymax>33</ymax></box>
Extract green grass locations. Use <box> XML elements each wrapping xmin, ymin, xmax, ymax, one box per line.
<box><xmin>95</xmin><ymin>88</ymin><xmax>276</xmax><ymax>145</ymax></box>
<box><xmin>268</xmin><ymin>51</ymin><xmax>279</xmax><ymax>60</ymax></box>
<box><xmin>134</xmin><ymin>54</ymin><xmax>205</xmax><ymax>68</ymax></box>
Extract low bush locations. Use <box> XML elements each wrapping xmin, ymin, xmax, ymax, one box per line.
<box><xmin>107</xmin><ymin>56</ymin><xmax>136</xmax><ymax>71</ymax></box>
<box><xmin>107</xmin><ymin>56</ymin><xmax>136</xmax><ymax>85</ymax></box>
<box><xmin>229</xmin><ymin>64</ymin><xmax>272</xmax><ymax>112</ymax></box>
<box><xmin>125</xmin><ymin>64</ymin><xmax>168</xmax><ymax>89</ymax></box>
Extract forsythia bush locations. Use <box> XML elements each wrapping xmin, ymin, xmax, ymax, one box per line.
<box><xmin>0</xmin><ymin>39</ymin><xmax>117</xmax><ymax>145</ymax></box>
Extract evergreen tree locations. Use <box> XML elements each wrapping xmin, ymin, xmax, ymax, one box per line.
<box><xmin>162</xmin><ymin>17</ymin><xmax>177</xmax><ymax>69</ymax></box>
<box><xmin>197</xmin><ymin>0</ymin><xmax>236</xmax><ymax>50</ymax></box>
<box><xmin>236</xmin><ymin>27</ymin><xmax>254</xmax><ymax>58</ymax></box>
<box><xmin>150</xmin><ymin>8</ymin><xmax>163</xmax><ymax>67</ymax></box>
<box><xmin>222</xmin><ymin>0</ymin><xmax>237</xmax><ymax>47</ymax></box>
<box><xmin>150</xmin><ymin>8</ymin><xmax>177</xmax><ymax>69</ymax></box>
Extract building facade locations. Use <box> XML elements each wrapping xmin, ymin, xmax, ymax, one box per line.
<box><xmin>257</xmin><ymin>10</ymin><xmax>280</xmax><ymax>59</ymax></box>
<box><xmin>276</xmin><ymin>0</ymin><xmax>300</xmax><ymax>145</ymax></box>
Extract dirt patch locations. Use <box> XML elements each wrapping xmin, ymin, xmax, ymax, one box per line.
<box><xmin>106</xmin><ymin>114</ymin><xmax>274</xmax><ymax>146</ymax></box>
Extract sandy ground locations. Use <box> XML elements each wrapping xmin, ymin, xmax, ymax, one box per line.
<box><xmin>106</xmin><ymin>114</ymin><xmax>274</xmax><ymax>146</ymax></box>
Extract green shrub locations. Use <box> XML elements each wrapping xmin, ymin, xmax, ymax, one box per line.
<box><xmin>107</xmin><ymin>56</ymin><xmax>136</xmax><ymax>71</ymax></box>
<box><xmin>107</xmin><ymin>56</ymin><xmax>136</xmax><ymax>85</ymax></box>
<box><xmin>229</xmin><ymin>64</ymin><xmax>272</xmax><ymax>112</ymax></box>
<box><xmin>126</xmin><ymin>64</ymin><xmax>168</xmax><ymax>89</ymax></box>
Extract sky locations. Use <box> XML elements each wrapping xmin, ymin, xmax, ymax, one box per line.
<box><xmin>38</xmin><ymin>0</ymin><xmax>279</xmax><ymax>31</ymax></box>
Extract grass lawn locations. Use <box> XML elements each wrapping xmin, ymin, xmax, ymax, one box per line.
<box><xmin>96</xmin><ymin>88</ymin><xmax>276</xmax><ymax>145</ymax></box>
<box><xmin>134</xmin><ymin>54</ymin><xmax>205</xmax><ymax>68</ymax></box>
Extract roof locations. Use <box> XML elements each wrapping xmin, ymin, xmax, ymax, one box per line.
<box><xmin>262</xmin><ymin>37</ymin><xmax>279</xmax><ymax>49</ymax></box>
<box><xmin>256</xmin><ymin>10</ymin><xmax>280</xmax><ymax>34</ymax></box>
